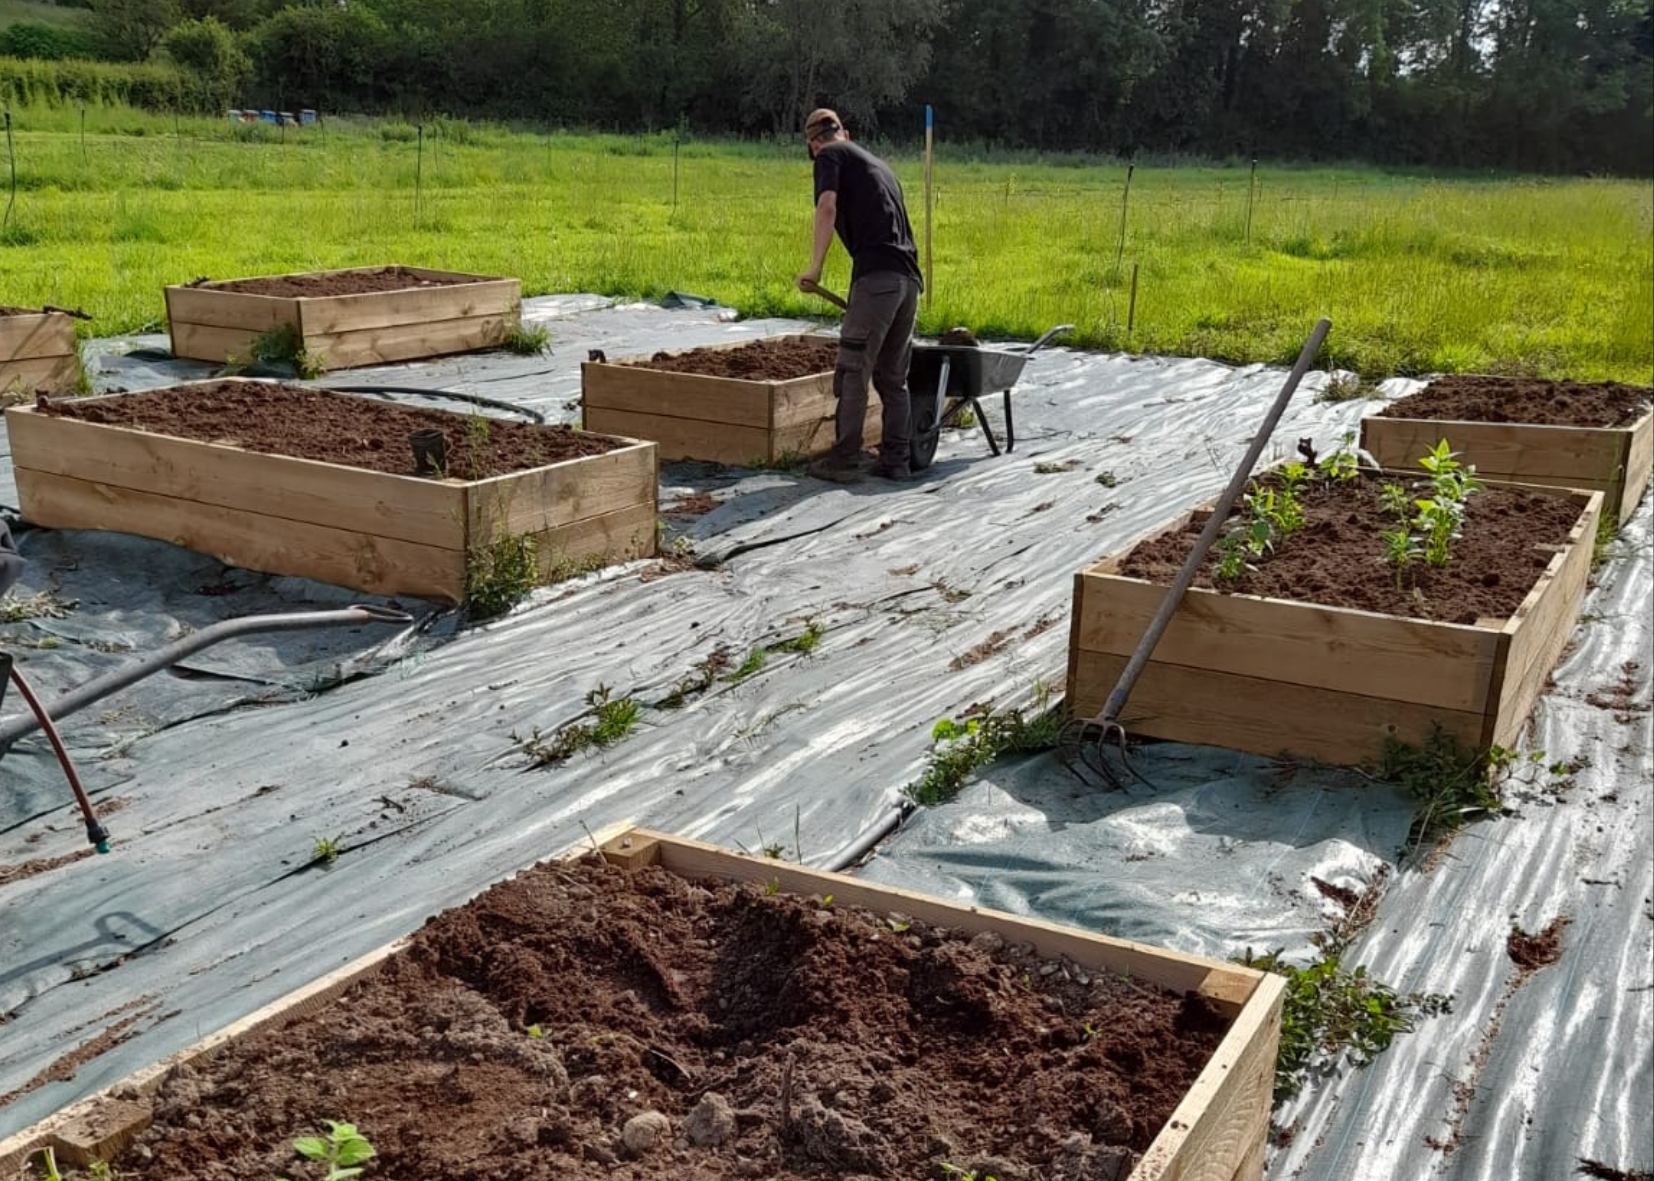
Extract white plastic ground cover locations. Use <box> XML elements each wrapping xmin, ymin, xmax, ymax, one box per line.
<box><xmin>0</xmin><ymin>297</ymin><xmax>1647</xmax><ymax>1181</ymax></box>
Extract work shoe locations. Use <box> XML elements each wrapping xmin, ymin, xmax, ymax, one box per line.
<box><xmin>870</xmin><ymin>462</ymin><xmax>916</xmax><ymax>483</ymax></box>
<box><xmin>807</xmin><ymin>456</ymin><xmax>864</xmax><ymax>484</ymax></box>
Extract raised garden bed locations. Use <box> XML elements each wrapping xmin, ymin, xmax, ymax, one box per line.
<box><xmin>0</xmin><ymin>828</ymin><xmax>1286</xmax><ymax>1181</ymax></box>
<box><xmin>163</xmin><ymin>265</ymin><xmax>521</xmax><ymax>371</ymax></box>
<box><xmin>3</xmin><ymin>380</ymin><xmax>656</xmax><ymax>603</ymax></box>
<box><xmin>1360</xmin><ymin>375</ymin><xmax>1652</xmax><ymax>526</ymax></box>
<box><xmin>1067</xmin><ymin>459</ymin><xmax>1603</xmax><ymax>766</ymax></box>
<box><xmin>582</xmin><ymin>335</ymin><xmax>882</xmax><ymax>465</ymax></box>
<box><xmin>0</xmin><ymin>307</ymin><xmax>78</xmax><ymax>399</ymax></box>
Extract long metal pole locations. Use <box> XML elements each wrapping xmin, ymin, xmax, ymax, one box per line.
<box><xmin>1090</xmin><ymin>318</ymin><xmax>1332</xmax><ymax>726</ymax></box>
<box><xmin>923</xmin><ymin>105</ymin><xmax>934</xmax><ymax>309</ymax></box>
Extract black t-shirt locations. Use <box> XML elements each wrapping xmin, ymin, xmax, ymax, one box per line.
<box><xmin>813</xmin><ymin>141</ymin><xmax>922</xmax><ymax>288</ymax></box>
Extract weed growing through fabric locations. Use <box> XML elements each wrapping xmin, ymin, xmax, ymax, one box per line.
<box><xmin>517</xmin><ymin>684</ymin><xmax>641</xmax><ymax>767</ymax></box>
<box><xmin>1380</xmin><ymin>723</ymin><xmax>1521</xmax><ymax>856</ymax></box>
<box><xmin>311</xmin><ymin>834</ymin><xmax>344</xmax><ymax>865</ymax></box>
<box><xmin>1591</xmin><ymin>511</ymin><xmax>1619</xmax><ymax>569</ymax></box>
<box><xmin>0</xmin><ymin>590</ymin><xmax>77</xmax><ymax>622</ymax></box>
<box><xmin>906</xmin><ymin>682</ymin><xmax>1065</xmax><ymax>806</ymax></box>
<box><xmin>250</xmin><ymin>322</ymin><xmax>325</xmax><ymax>378</ymax></box>
<box><xmin>503</xmin><ymin>321</ymin><xmax>550</xmax><ymax>356</ymax></box>
<box><xmin>465</xmin><ymin>532</ymin><xmax>539</xmax><ymax>621</ymax></box>
<box><xmin>1237</xmin><ymin>948</ymin><xmax>1452</xmax><ymax>1100</ymax></box>
<box><xmin>1314</xmin><ymin>373</ymin><xmax>1371</xmax><ymax>403</ymax></box>
<box><xmin>752</xmin><ymin>449</ymin><xmax>809</xmax><ymax>474</ymax></box>
<box><xmin>278</xmin><ymin>1120</ymin><xmax>376</xmax><ymax>1181</ymax></box>
<box><xmin>1033</xmin><ymin>459</ymin><xmax>1080</xmax><ymax>474</ymax></box>
<box><xmin>657</xmin><ymin>646</ymin><xmax>733</xmax><ymax>709</ymax></box>
<box><xmin>727</xmin><ymin>647</ymin><xmax>767</xmax><ymax>683</ymax></box>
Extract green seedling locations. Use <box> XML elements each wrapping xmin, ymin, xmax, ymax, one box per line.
<box><xmin>907</xmin><ymin>682</ymin><xmax>1064</xmax><ymax>806</ymax></box>
<box><xmin>279</xmin><ymin>1120</ymin><xmax>376</xmax><ymax>1181</ymax></box>
<box><xmin>465</xmin><ymin>532</ymin><xmax>539</xmax><ymax>620</ymax></box>
<box><xmin>526</xmin><ymin>1023</ymin><xmax>545</xmax><ymax>1038</ymax></box>
<box><xmin>763</xmin><ymin>877</ymin><xmax>782</xmax><ymax>896</ymax></box>
<box><xmin>1314</xmin><ymin>432</ymin><xmax>1363</xmax><ymax>483</ymax></box>
<box><xmin>726</xmin><ymin>647</ymin><xmax>767</xmax><ymax>683</ymax></box>
<box><xmin>311</xmin><ymin>834</ymin><xmax>344</xmax><ymax>865</ymax></box>
<box><xmin>1213</xmin><ymin>532</ymin><xmax>1251</xmax><ymax>582</ymax></box>
<box><xmin>1381</xmin><ymin>527</ymin><xmax>1424</xmax><ymax>589</ymax></box>
<box><xmin>1378</xmin><ymin>481</ymin><xmax>1411</xmax><ymax>518</ymax></box>
<box><xmin>1412</xmin><ymin>496</ymin><xmax>1463</xmax><ymax>567</ymax></box>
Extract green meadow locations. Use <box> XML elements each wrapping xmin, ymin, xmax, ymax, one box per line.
<box><xmin>2</xmin><ymin>105</ymin><xmax>1650</xmax><ymax>383</ymax></box>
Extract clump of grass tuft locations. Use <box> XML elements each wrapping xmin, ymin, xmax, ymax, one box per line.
<box><xmin>1380</xmin><ymin>723</ymin><xmax>1520</xmax><ymax>856</ymax></box>
<box><xmin>465</xmin><ymin>533</ymin><xmax>539</xmax><ymax>620</ymax></box>
<box><xmin>503</xmin><ymin>321</ymin><xmax>550</xmax><ymax>356</ymax></box>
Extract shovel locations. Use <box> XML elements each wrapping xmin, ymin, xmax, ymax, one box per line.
<box><xmin>799</xmin><ymin>279</ymin><xmax>848</xmax><ymax>311</ymax></box>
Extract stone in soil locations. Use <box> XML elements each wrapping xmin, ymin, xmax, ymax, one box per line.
<box><xmin>194</xmin><ymin>266</ymin><xmax>484</xmax><ymax>298</ymax></box>
<box><xmin>103</xmin><ymin>855</ymin><xmax>1232</xmax><ymax>1181</ymax></box>
<box><xmin>43</xmin><ymin>381</ymin><xmax>621</xmax><ymax>480</ymax></box>
<box><xmin>1117</xmin><ymin>471</ymin><xmax>1585</xmax><ymax>624</ymax></box>
<box><xmin>625</xmin><ymin>337</ymin><xmax>839</xmax><ymax>381</ymax></box>
<box><xmin>1379</xmin><ymin>375</ymin><xmax>1651</xmax><ymax>429</ymax></box>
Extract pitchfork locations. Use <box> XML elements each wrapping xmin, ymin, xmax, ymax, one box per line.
<box><xmin>1062</xmin><ymin>318</ymin><xmax>1333</xmax><ymax>791</ymax></box>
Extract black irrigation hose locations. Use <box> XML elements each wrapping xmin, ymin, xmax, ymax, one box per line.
<box><xmin>328</xmin><ymin>385</ymin><xmax>547</xmax><ymax>424</ymax></box>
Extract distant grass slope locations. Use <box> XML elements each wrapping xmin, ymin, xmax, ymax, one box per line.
<box><xmin>0</xmin><ymin>0</ymin><xmax>89</xmax><ymax>29</ymax></box>
<box><xmin>0</xmin><ymin>104</ymin><xmax>1649</xmax><ymax>383</ymax></box>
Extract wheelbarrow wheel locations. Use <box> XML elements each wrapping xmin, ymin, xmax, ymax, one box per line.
<box><xmin>909</xmin><ymin>387</ymin><xmax>941</xmax><ymax>471</ymax></box>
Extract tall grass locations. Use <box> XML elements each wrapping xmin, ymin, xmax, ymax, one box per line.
<box><xmin>1</xmin><ymin>105</ymin><xmax>1648</xmax><ymax>382</ymax></box>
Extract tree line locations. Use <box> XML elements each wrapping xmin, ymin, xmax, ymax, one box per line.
<box><xmin>9</xmin><ymin>0</ymin><xmax>1652</xmax><ymax>174</ymax></box>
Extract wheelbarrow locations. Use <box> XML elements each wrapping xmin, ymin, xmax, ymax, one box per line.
<box><xmin>907</xmin><ymin>324</ymin><xmax>1072</xmax><ymax>471</ymax></box>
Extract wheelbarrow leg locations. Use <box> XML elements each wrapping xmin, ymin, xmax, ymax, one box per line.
<box><xmin>1002</xmin><ymin>389</ymin><xmax>1015</xmax><ymax>453</ymax></box>
<box><xmin>973</xmin><ymin>396</ymin><xmax>1001</xmax><ymax>456</ymax></box>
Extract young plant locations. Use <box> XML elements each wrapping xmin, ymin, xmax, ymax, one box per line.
<box><xmin>1380</xmin><ymin>528</ymin><xmax>1424</xmax><ymax>589</ymax></box>
<box><xmin>1315</xmin><ymin>433</ymin><xmax>1363</xmax><ymax>483</ymax></box>
<box><xmin>503</xmin><ymin>321</ymin><xmax>550</xmax><ymax>356</ymax></box>
<box><xmin>1378</xmin><ymin>481</ymin><xmax>1412</xmax><ymax>519</ymax></box>
<box><xmin>279</xmin><ymin>1120</ymin><xmax>376</xmax><ymax>1181</ymax></box>
<box><xmin>1412</xmin><ymin>496</ymin><xmax>1463</xmax><ymax>567</ymax></box>
<box><xmin>1212</xmin><ymin>531</ymin><xmax>1251</xmax><ymax>583</ymax></box>
<box><xmin>906</xmin><ymin>683</ymin><xmax>1064</xmax><ymax>806</ymax></box>
<box><xmin>311</xmin><ymin>834</ymin><xmax>344</xmax><ymax>865</ymax></box>
<box><xmin>465</xmin><ymin>533</ymin><xmax>539</xmax><ymax>620</ymax></box>
<box><xmin>517</xmin><ymin>684</ymin><xmax>642</xmax><ymax>766</ymax></box>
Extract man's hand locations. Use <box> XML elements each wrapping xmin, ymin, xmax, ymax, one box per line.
<box><xmin>796</xmin><ymin>270</ymin><xmax>822</xmax><ymax>293</ymax></box>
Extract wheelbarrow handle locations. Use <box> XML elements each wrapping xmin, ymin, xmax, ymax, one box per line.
<box><xmin>1020</xmin><ymin>324</ymin><xmax>1074</xmax><ymax>354</ymax></box>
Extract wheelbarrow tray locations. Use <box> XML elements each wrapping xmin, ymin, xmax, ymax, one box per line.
<box><xmin>908</xmin><ymin>344</ymin><xmax>1030</xmax><ymax>400</ymax></box>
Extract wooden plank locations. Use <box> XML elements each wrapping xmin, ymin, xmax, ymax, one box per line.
<box><xmin>313</xmin><ymin>313</ymin><xmax>514</xmax><ymax>370</ymax></box>
<box><xmin>466</xmin><ymin>440</ymin><xmax>656</xmax><ymax>540</ymax></box>
<box><xmin>0</xmin><ymin>822</ymin><xmax>639</xmax><ymax>1172</ymax></box>
<box><xmin>168</xmin><ymin>321</ymin><xmax>264</xmax><ymax>365</ymax></box>
<box><xmin>13</xmin><ymin>468</ymin><xmax>466</xmax><ymax>601</ymax></box>
<box><xmin>1487</xmin><ymin>490</ymin><xmax>1600</xmax><ymax>746</ymax></box>
<box><xmin>1068</xmin><ymin>649</ymin><xmax>1487</xmax><ymax>765</ymax></box>
<box><xmin>164</xmin><ymin>286</ymin><xmax>297</xmax><ymax>334</ymax></box>
<box><xmin>527</xmin><ymin>499</ymin><xmax>658</xmax><ymax>581</ymax></box>
<box><xmin>0</xmin><ymin>311</ymin><xmax>76</xmax><ymax>361</ymax></box>
<box><xmin>581</xmin><ymin>362</ymin><xmax>775</xmax><ymax>428</ymax></box>
<box><xmin>614</xmin><ymin>830</ymin><xmax>1267</xmax><ymax>1007</ymax></box>
<box><xmin>580</xmin><ymin>405</ymin><xmax>772</xmax><ymax>465</ymax></box>
<box><xmin>1071</xmin><ymin>572</ymin><xmax>1504</xmax><ymax>714</ymax></box>
<box><xmin>0</xmin><ymin>354</ymin><xmax>79</xmax><ymax>397</ymax></box>
<box><xmin>1618</xmin><ymin>411</ymin><xmax>1653</xmax><ymax>525</ymax></box>
<box><xmin>1136</xmin><ymin>973</ymin><xmax>1285</xmax><ymax>1181</ymax></box>
<box><xmin>769</xmin><ymin>373</ymin><xmax>841</xmax><ymax>429</ymax></box>
<box><xmin>1361</xmin><ymin>414</ymin><xmax>1629</xmax><ymax>482</ymax></box>
<box><xmin>298</xmin><ymin>278</ymin><xmax>520</xmax><ymax>336</ymax></box>
<box><xmin>5</xmin><ymin>407</ymin><xmax>469</xmax><ymax>550</ymax></box>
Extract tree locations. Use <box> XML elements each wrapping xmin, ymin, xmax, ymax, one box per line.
<box><xmin>89</xmin><ymin>0</ymin><xmax>182</xmax><ymax>61</ymax></box>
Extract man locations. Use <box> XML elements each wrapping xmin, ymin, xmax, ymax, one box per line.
<box><xmin>796</xmin><ymin>108</ymin><xmax>923</xmax><ymax>484</ymax></box>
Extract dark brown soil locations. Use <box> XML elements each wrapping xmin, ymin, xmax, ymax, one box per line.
<box><xmin>193</xmin><ymin>266</ymin><xmax>484</xmax><ymax>299</ymax></box>
<box><xmin>1506</xmin><ymin>917</ymin><xmax>1569</xmax><ymax>972</ymax></box>
<box><xmin>106</xmin><ymin>855</ymin><xmax>1230</xmax><ymax>1181</ymax></box>
<box><xmin>1116</xmin><ymin>473</ymin><xmax>1583</xmax><ymax>624</ymax></box>
<box><xmin>1379</xmin><ymin>376</ymin><xmax>1652</xmax><ymax>429</ymax></box>
<box><xmin>41</xmin><ymin>382</ymin><xmax>621</xmax><ymax>480</ymax></box>
<box><xmin>626</xmin><ymin>337</ymin><xmax>839</xmax><ymax>381</ymax></box>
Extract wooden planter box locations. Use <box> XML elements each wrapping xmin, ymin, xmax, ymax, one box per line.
<box><xmin>1066</xmin><ymin>486</ymin><xmax>1603</xmax><ymax>766</ymax></box>
<box><xmin>1360</xmin><ymin>406</ymin><xmax>1652</xmax><ymax>527</ymax></box>
<box><xmin>0</xmin><ymin>827</ymin><xmax>1286</xmax><ymax>1181</ymax></box>
<box><xmin>163</xmin><ymin>266</ymin><xmax>521</xmax><ymax>371</ymax></box>
<box><xmin>3</xmin><ymin>387</ymin><xmax>657</xmax><ymax>603</ymax></box>
<box><xmin>581</xmin><ymin>335</ymin><xmax>880</xmax><ymax>464</ymax></box>
<box><xmin>0</xmin><ymin>309</ymin><xmax>78</xmax><ymax>398</ymax></box>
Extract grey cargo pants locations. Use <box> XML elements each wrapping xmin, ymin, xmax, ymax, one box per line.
<box><xmin>831</xmin><ymin>272</ymin><xmax>921</xmax><ymax>468</ymax></box>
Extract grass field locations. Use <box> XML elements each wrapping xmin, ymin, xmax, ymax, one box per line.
<box><xmin>1</xmin><ymin>104</ymin><xmax>1650</xmax><ymax>382</ymax></box>
<box><xmin>0</xmin><ymin>0</ymin><xmax>87</xmax><ymax>28</ymax></box>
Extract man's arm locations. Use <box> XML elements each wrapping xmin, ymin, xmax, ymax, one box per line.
<box><xmin>797</xmin><ymin>190</ymin><xmax>838</xmax><ymax>289</ymax></box>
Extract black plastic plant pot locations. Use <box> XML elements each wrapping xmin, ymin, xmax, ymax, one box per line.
<box><xmin>410</xmin><ymin>428</ymin><xmax>448</xmax><ymax>476</ymax></box>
